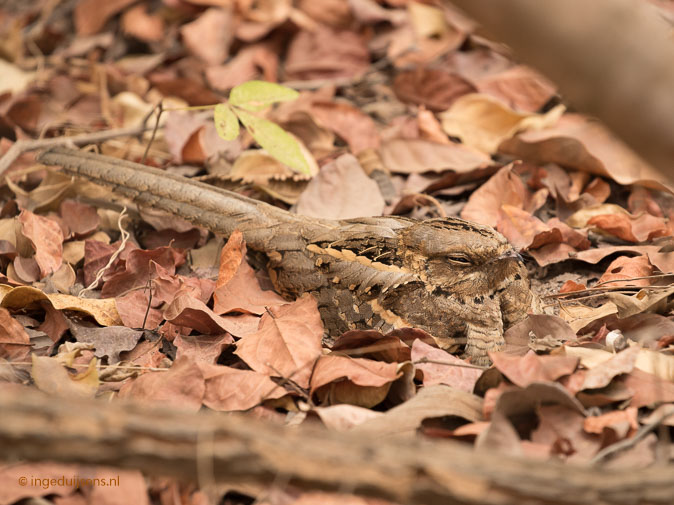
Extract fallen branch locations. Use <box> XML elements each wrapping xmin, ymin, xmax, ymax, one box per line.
<box><xmin>1</xmin><ymin>387</ymin><xmax>674</xmax><ymax>505</ymax></box>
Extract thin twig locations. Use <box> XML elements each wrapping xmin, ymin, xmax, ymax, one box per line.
<box><xmin>545</xmin><ymin>282</ymin><xmax>674</xmax><ymax>300</ymax></box>
<box><xmin>141</xmin><ymin>101</ymin><xmax>164</xmax><ymax>165</ymax></box>
<box><xmin>141</xmin><ymin>279</ymin><xmax>155</xmax><ymax>331</ymax></box>
<box><xmin>0</xmin><ymin>124</ymin><xmax>152</xmax><ymax>175</ymax></box>
<box><xmin>412</xmin><ymin>357</ymin><xmax>488</xmax><ymax>371</ymax></box>
<box><xmin>591</xmin><ymin>408</ymin><xmax>674</xmax><ymax>465</ymax></box>
<box><xmin>5</xmin><ymin>362</ymin><xmax>169</xmax><ymax>372</ymax></box>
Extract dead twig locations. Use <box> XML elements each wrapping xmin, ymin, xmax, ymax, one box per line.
<box><xmin>0</xmin><ymin>124</ymin><xmax>152</xmax><ymax>176</ymax></box>
<box><xmin>591</xmin><ymin>408</ymin><xmax>674</xmax><ymax>465</ymax></box>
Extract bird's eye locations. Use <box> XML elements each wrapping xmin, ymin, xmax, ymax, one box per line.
<box><xmin>447</xmin><ymin>255</ymin><xmax>472</xmax><ymax>265</ymax></box>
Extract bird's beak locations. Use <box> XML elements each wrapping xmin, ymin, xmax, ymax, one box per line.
<box><xmin>499</xmin><ymin>248</ymin><xmax>524</xmax><ymax>262</ymax></box>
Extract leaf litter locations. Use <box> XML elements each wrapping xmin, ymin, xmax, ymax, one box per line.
<box><xmin>1</xmin><ymin>0</ymin><xmax>674</xmax><ymax>503</ymax></box>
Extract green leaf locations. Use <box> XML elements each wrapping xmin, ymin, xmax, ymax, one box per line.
<box><xmin>214</xmin><ymin>103</ymin><xmax>240</xmax><ymax>141</ymax></box>
<box><xmin>229</xmin><ymin>81</ymin><xmax>299</xmax><ymax>112</ymax></box>
<box><xmin>235</xmin><ymin>109</ymin><xmax>311</xmax><ymax>175</ymax></box>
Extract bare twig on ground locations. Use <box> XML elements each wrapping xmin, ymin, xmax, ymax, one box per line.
<box><xmin>0</xmin><ymin>124</ymin><xmax>152</xmax><ymax>176</ymax></box>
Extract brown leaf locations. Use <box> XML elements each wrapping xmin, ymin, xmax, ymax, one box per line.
<box><xmin>475</xmin><ymin>65</ymin><xmax>556</xmax><ymax>113</ymax></box>
<box><xmin>500</xmin><ymin>114</ymin><xmax>674</xmax><ymax>194</ymax></box>
<box><xmin>313</xmin><ymin>404</ymin><xmax>383</xmax><ymax>431</ymax></box>
<box><xmin>461</xmin><ymin>163</ymin><xmax>546</xmax><ymax>227</ymax></box>
<box><xmin>12</xmin><ymin>256</ymin><xmax>40</xmax><ymax>283</ymax></box>
<box><xmin>310</xmin><ymin>101</ymin><xmax>380</xmax><ymax>153</ymax></box>
<box><xmin>74</xmin><ymin>0</ymin><xmax>136</xmax><ymax>35</ymax></box>
<box><xmin>38</xmin><ymin>302</ymin><xmax>69</xmax><ymax>342</ymax></box>
<box><xmin>121</xmin><ymin>4</ymin><xmax>164</xmax><ymax>43</ymax></box>
<box><xmin>393</xmin><ymin>68</ymin><xmax>476</xmax><ymax>112</ymax></box>
<box><xmin>331</xmin><ymin>330</ymin><xmax>411</xmax><ymax>363</ymax></box>
<box><xmin>310</xmin><ymin>354</ymin><xmax>400</xmax><ymax>391</ymax></box>
<box><xmin>175</xmin><ymin>333</ymin><xmax>233</xmax><ymax>364</ymax></box>
<box><xmin>201</xmin><ymin>363</ymin><xmax>285</xmax><ymax>411</ymax></box>
<box><xmin>213</xmin><ymin>253</ymin><xmax>286</xmax><ymax>315</ymax></box>
<box><xmin>115</xmin><ymin>290</ymin><xmax>164</xmax><ymax>330</ymax></box>
<box><xmin>497</xmin><ymin>205</ymin><xmax>562</xmax><ymax>251</ymax></box>
<box><xmin>490</xmin><ymin>350</ymin><xmax>579</xmax><ymax>387</ymax></box>
<box><xmin>568</xmin><ymin>346</ymin><xmax>640</xmax><ymax>390</ymax></box>
<box><xmin>598</xmin><ymin>256</ymin><xmax>654</xmax><ymax>288</ymax></box>
<box><xmin>0</xmin><ymin>307</ymin><xmax>31</xmax><ymax>361</ymax></box>
<box><xmin>235</xmin><ymin>294</ymin><xmax>323</xmax><ymax>388</ymax></box>
<box><xmin>443</xmin><ymin>47</ymin><xmax>513</xmax><ymax>82</ymax></box>
<box><xmin>411</xmin><ymin>339</ymin><xmax>482</xmax><ymax>393</ymax></box>
<box><xmin>228</xmin><ymin>149</ymin><xmax>317</xmax><ymax>186</ymax></box>
<box><xmin>285</xmin><ymin>26</ymin><xmax>370</xmax><ymax>81</ymax></box>
<box><xmin>587</xmin><ymin>212</ymin><xmax>668</xmax><ymax>243</ymax></box>
<box><xmin>295</xmin><ymin>154</ymin><xmax>385</xmax><ymax>219</ymax></box>
<box><xmin>68</xmin><ymin>322</ymin><xmax>143</xmax><ymax>364</ymax></box>
<box><xmin>235</xmin><ymin>0</ymin><xmax>291</xmax><ymax>41</ymax></box>
<box><xmin>83</xmin><ymin>239</ymin><xmax>134</xmax><ymax>287</ymax></box>
<box><xmin>31</xmin><ymin>355</ymin><xmax>99</xmax><ymax>398</ymax></box>
<box><xmin>60</xmin><ymin>199</ymin><xmax>99</xmax><ymax>238</ymax></box>
<box><xmin>583</xmin><ymin>407</ymin><xmax>638</xmax><ymax>435</ymax></box>
<box><xmin>18</xmin><ymin>210</ymin><xmax>63</xmax><ymax>278</ymax></box>
<box><xmin>417</xmin><ymin>106</ymin><xmax>451</xmax><ymax>144</ymax></box>
<box><xmin>352</xmin><ymin>384</ymin><xmax>483</xmax><ymax>436</ymax></box>
<box><xmin>180</xmin><ymin>8</ymin><xmax>233</xmax><ymax>65</ymax></box>
<box><xmin>379</xmin><ymin>138</ymin><xmax>491</xmax><ymax>175</ymax></box>
<box><xmin>118</xmin><ymin>357</ymin><xmax>205</xmax><ymax>411</ymax></box>
<box><xmin>560</xmin><ymin>280</ymin><xmax>586</xmax><ymax>293</ymax></box>
<box><xmin>164</xmin><ymin>293</ymin><xmax>257</xmax><ymax>336</ymax></box>
<box><xmin>475</xmin><ymin>409</ymin><xmax>523</xmax><ymax>457</ymax></box>
<box><xmin>206</xmin><ymin>43</ymin><xmax>279</xmax><ymax>92</ymax></box>
<box><xmin>439</xmin><ymin>93</ymin><xmax>564</xmax><ymax>154</ymax></box>
<box><xmin>504</xmin><ymin>314</ymin><xmax>577</xmax><ymax>355</ymax></box>
<box><xmin>101</xmin><ymin>246</ymin><xmax>186</xmax><ymax>297</ymax></box>
<box><xmin>620</xmin><ymin>368</ymin><xmax>674</xmax><ymax>407</ymax></box>
<box><xmin>215</xmin><ymin>230</ymin><xmax>244</xmax><ymax>288</ymax></box>
<box><xmin>296</xmin><ymin>0</ymin><xmax>354</xmax><ymax>27</ymax></box>
<box><xmin>531</xmin><ymin>405</ymin><xmax>600</xmax><ymax>462</ymax></box>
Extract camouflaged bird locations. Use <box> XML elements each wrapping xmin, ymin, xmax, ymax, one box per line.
<box><xmin>38</xmin><ymin>147</ymin><xmax>539</xmax><ymax>365</ymax></box>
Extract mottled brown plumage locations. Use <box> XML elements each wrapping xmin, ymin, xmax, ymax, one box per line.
<box><xmin>38</xmin><ymin>147</ymin><xmax>539</xmax><ymax>365</ymax></box>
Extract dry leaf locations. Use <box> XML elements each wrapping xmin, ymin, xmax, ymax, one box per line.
<box><xmin>310</xmin><ymin>101</ymin><xmax>380</xmax><ymax>154</ymax></box>
<box><xmin>118</xmin><ymin>357</ymin><xmax>205</xmax><ymax>411</ymax></box>
<box><xmin>411</xmin><ymin>339</ymin><xmax>482</xmax><ymax>393</ymax></box>
<box><xmin>201</xmin><ymin>363</ymin><xmax>285</xmax><ymax>411</ymax></box>
<box><xmin>490</xmin><ymin>350</ymin><xmax>578</xmax><ymax>387</ymax></box>
<box><xmin>352</xmin><ymin>384</ymin><xmax>483</xmax><ymax>436</ymax></box>
<box><xmin>31</xmin><ymin>355</ymin><xmax>99</xmax><ymax>398</ymax></box>
<box><xmin>439</xmin><ymin>93</ymin><xmax>564</xmax><ymax>153</ymax></box>
<box><xmin>475</xmin><ymin>65</ymin><xmax>556</xmax><ymax>113</ymax></box>
<box><xmin>235</xmin><ymin>294</ymin><xmax>323</xmax><ymax>389</ymax></box>
<box><xmin>0</xmin><ymin>285</ymin><xmax>121</xmax><ymax>326</ymax></box>
<box><xmin>379</xmin><ymin>138</ymin><xmax>491</xmax><ymax>174</ymax></box>
<box><xmin>598</xmin><ymin>256</ymin><xmax>654</xmax><ymax>288</ymax></box>
<box><xmin>295</xmin><ymin>154</ymin><xmax>385</xmax><ymax>219</ymax></box>
<box><xmin>500</xmin><ymin>114</ymin><xmax>674</xmax><ymax>194</ymax></box>
<box><xmin>180</xmin><ymin>8</ymin><xmax>233</xmax><ymax>65</ymax></box>
<box><xmin>18</xmin><ymin>210</ymin><xmax>63</xmax><ymax>278</ymax></box>
<box><xmin>393</xmin><ymin>68</ymin><xmax>476</xmax><ymax>112</ymax></box>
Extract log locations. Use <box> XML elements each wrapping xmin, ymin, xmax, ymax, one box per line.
<box><xmin>1</xmin><ymin>387</ymin><xmax>673</xmax><ymax>505</ymax></box>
